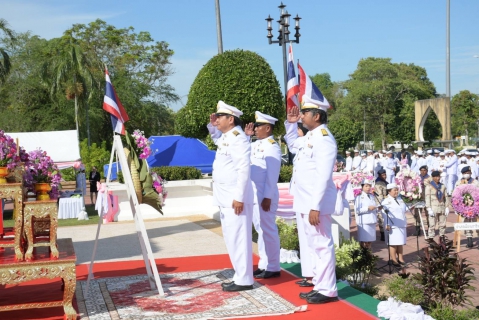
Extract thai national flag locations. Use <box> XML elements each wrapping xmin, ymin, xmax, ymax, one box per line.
<box><xmin>103</xmin><ymin>68</ymin><xmax>129</xmax><ymax>135</ymax></box>
<box><xmin>286</xmin><ymin>44</ymin><xmax>299</xmax><ymax>111</ymax></box>
<box><xmin>297</xmin><ymin>62</ymin><xmax>331</xmax><ymax>110</ymax></box>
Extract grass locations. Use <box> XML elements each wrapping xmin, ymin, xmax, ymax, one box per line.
<box><xmin>2</xmin><ymin>204</ymin><xmax>100</xmax><ymax>228</ymax></box>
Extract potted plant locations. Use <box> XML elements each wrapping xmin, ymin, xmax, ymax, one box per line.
<box><xmin>0</xmin><ymin>130</ymin><xmax>23</xmax><ymax>183</ymax></box>
<box><xmin>25</xmin><ymin>149</ymin><xmax>62</xmax><ymax>200</ymax></box>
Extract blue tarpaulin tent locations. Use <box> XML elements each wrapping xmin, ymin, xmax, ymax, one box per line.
<box><xmin>146</xmin><ymin>135</ymin><xmax>215</xmax><ymax>174</ymax></box>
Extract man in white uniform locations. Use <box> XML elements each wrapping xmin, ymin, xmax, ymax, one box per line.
<box><xmin>352</xmin><ymin>150</ymin><xmax>362</xmax><ymax>172</ymax></box>
<box><xmin>360</xmin><ymin>153</ymin><xmax>368</xmax><ymax>173</ymax></box>
<box><xmin>285</xmin><ymin>99</ymin><xmax>338</xmax><ymax>304</ymax></box>
<box><xmin>445</xmin><ymin>149</ymin><xmax>458</xmax><ymax>195</ymax></box>
<box><xmin>345</xmin><ymin>151</ymin><xmax>353</xmax><ymax>172</ymax></box>
<box><xmin>244</xmin><ymin>111</ymin><xmax>282</xmax><ymax>279</ymax></box>
<box><xmin>207</xmin><ymin>101</ymin><xmax>254</xmax><ymax>292</ymax></box>
<box><xmin>385</xmin><ymin>151</ymin><xmax>396</xmax><ymax>184</ymax></box>
<box><xmin>366</xmin><ymin>150</ymin><xmax>375</xmax><ymax>175</ymax></box>
<box><xmin>410</xmin><ymin>150</ymin><xmax>418</xmax><ymax>173</ymax></box>
<box><xmin>426</xmin><ymin>150</ymin><xmax>434</xmax><ymax>175</ymax></box>
<box><xmin>416</xmin><ymin>151</ymin><xmax>427</xmax><ymax>173</ymax></box>
<box><xmin>431</xmin><ymin>150</ymin><xmax>441</xmax><ymax>172</ymax></box>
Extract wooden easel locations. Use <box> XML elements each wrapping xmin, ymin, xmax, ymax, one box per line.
<box><xmin>85</xmin><ymin>135</ymin><xmax>163</xmax><ymax>296</ymax></box>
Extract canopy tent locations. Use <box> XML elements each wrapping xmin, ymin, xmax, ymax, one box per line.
<box><xmin>7</xmin><ymin>130</ymin><xmax>80</xmax><ymax>169</ymax></box>
<box><xmin>146</xmin><ymin>135</ymin><xmax>215</xmax><ymax>174</ymax></box>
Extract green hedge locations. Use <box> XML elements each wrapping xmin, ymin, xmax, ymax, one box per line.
<box><xmin>151</xmin><ymin>166</ymin><xmax>202</xmax><ymax>181</ymax></box>
<box><xmin>278</xmin><ymin>165</ymin><xmax>292</xmax><ymax>183</ymax></box>
<box><xmin>60</xmin><ymin>167</ymin><xmax>77</xmax><ymax>181</ymax></box>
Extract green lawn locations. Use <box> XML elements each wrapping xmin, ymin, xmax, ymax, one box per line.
<box><xmin>2</xmin><ymin>204</ymin><xmax>100</xmax><ymax>228</ymax></box>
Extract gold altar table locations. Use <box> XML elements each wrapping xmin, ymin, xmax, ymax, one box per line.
<box><xmin>0</xmin><ymin>238</ymin><xmax>77</xmax><ymax>319</ymax></box>
<box><xmin>23</xmin><ymin>199</ymin><xmax>59</xmax><ymax>261</ymax></box>
<box><xmin>0</xmin><ymin>182</ymin><xmax>24</xmax><ymax>261</ymax></box>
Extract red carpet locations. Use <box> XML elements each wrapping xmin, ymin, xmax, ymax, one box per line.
<box><xmin>0</xmin><ymin>254</ymin><xmax>376</xmax><ymax>319</ymax></box>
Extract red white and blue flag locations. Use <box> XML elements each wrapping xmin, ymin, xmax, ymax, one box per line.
<box><xmin>103</xmin><ymin>68</ymin><xmax>129</xmax><ymax>135</ymax></box>
<box><xmin>286</xmin><ymin>44</ymin><xmax>299</xmax><ymax>111</ymax></box>
<box><xmin>297</xmin><ymin>62</ymin><xmax>331</xmax><ymax>110</ymax></box>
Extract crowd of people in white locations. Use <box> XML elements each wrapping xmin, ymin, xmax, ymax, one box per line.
<box><xmin>344</xmin><ymin>148</ymin><xmax>479</xmax><ymax>195</ymax></box>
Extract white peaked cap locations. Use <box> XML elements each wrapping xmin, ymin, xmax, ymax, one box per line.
<box><xmin>386</xmin><ymin>151</ymin><xmax>393</xmax><ymax>154</ymax></box>
<box><xmin>439</xmin><ymin>152</ymin><xmax>445</xmax><ymax>156</ymax></box>
<box><xmin>434</xmin><ymin>149</ymin><xmax>440</xmax><ymax>153</ymax></box>
<box><xmin>254</xmin><ymin>111</ymin><xmax>277</xmax><ymax>125</ymax></box>
<box><xmin>346</xmin><ymin>150</ymin><xmax>351</xmax><ymax>154</ymax></box>
<box><xmin>216</xmin><ymin>100</ymin><xmax>243</xmax><ymax>117</ymax></box>
<box><xmin>354</xmin><ymin>149</ymin><xmax>359</xmax><ymax>152</ymax></box>
<box><xmin>361</xmin><ymin>153</ymin><xmax>367</xmax><ymax>157</ymax></box>
<box><xmin>387</xmin><ymin>183</ymin><xmax>398</xmax><ymax>190</ymax></box>
<box><xmin>382</xmin><ymin>150</ymin><xmax>387</xmax><ymax>153</ymax></box>
<box><xmin>362</xmin><ymin>178</ymin><xmax>374</xmax><ymax>185</ymax></box>
<box><xmin>460</xmin><ymin>156</ymin><xmax>467</xmax><ymax>162</ymax></box>
<box><xmin>417</xmin><ymin>150</ymin><xmax>423</xmax><ymax>155</ymax></box>
<box><xmin>427</xmin><ymin>150</ymin><xmax>432</xmax><ymax>154</ymax></box>
<box><xmin>301</xmin><ymin>95</ymin><xmax>330</xmax><ymax>112</ymax></box>
<box><xmin>367</xmin><ymin>149</ymin><xmax>372</xmax><ymax>153</ymax></box>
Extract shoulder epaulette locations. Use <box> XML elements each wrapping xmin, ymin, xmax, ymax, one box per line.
<box><xmin>232</xmin><ymin>130</ymin><xmax>239</xmax><ymax>136</ymax></box>
<box><xmin>268</xmin><ymin>138</ymin><xmax>276</xmax><ymax>144</ymax></box>
<box><xmin>321</xmin><ymin>129</ymin><xmax>329</xmax><ymax>136</ymax></box>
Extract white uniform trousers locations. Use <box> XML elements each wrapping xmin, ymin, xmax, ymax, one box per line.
<box><xmin>447</xmin><ymin>174</ymin><xmax>457</xmax><ymax>195</ymax></box>
<box><xmin>301</xmin><ymin>213</ymin><xmax>338</xmax><ymax>297</ymax></box>
<box><xmin>386</xmin><ymin>174</ymin><xmax>395</xmax><ymax>184</ymax></box>
<box><xmin>252</xmin><ymin>204</ymin><xmax>281</xmax><ymax>272</ymax></box>
<box><xmin>220</xmin><ymin>205</ymin><xmax>254</xmax><ymax>286</ymax></box>
<box><xmin>295</xmin><ymin>211</ymin><xmax>314</xmax><ymax>277</ymax></box>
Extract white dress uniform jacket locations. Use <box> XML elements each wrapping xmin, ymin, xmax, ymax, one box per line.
<box><xmin>345</xmin><ymin>156</ymin><xmax>353</xmax><ymax>172</ymax></box>
<box><xmin>381</xmin><ymin>195</ymin><xmax>409</xmax><ymax>245</ymax></box>
<box><xmin>410</xmin><ymin>155</ymin><xmax>418</xmax><ymax>172</ymax></box>
<box><xmin>251</xmin><ymin>135</ymin><xmax>282</xmax><ymax>272</ymax></box>
<box><xmin>366</xmin><ymin>155</ymin><xmax>375</xmax><ymax>174</ymax></box>
<box><xmin>354</xmin><ymin>192</ymin><xmax>378</xmax><ymax>242</ymax></box>
<box><xmin>446</xmin><ymin>154</ymin><xmax>458</xmax><ymax>195</ymax></box>
<box><xmin>385</xmin><ymin>157</ymin><xmax>396</xmax><ymax>184</ymax></box>
<box><xmin>208</xmin><ymin>123</ymin><xmax>254</xmax><ymax>286</ymax></box>
<box><xmin>352</xmin><ymin>156</ymin><xmax>362</xmax><ymax>172</ymax></box>
<box><xmin>416</xmin><ymin>157</ymin><xmax>427</xmax><ymax>173</ymax></box>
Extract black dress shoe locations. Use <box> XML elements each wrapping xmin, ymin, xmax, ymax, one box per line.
<box><xmin>221</xmin><ymin>281</ymin><xmax>235</xmax><ymax>288</ymax></box>
<box><xmin>253</xmin><ymin>268</ymin><xmax>265</xmax><ymax>276</ymax></box>
<box><xmin>254</xmin><ymin>271</ymin><xmax>281</xmax><ymax>279</ymax></box>
<box><xmin>298</xmin><ymin>279</ymin><xmax>314</xmax><ymax>287</ymax></box>
<box><xmin>295</xmin><ymin>278</ymin><xmax>307</xmax><ymax>284</ymax></box>
<box><xmin>299</xmin><ymin>290</ymin><xmax>318</xmax><ymax>299</ymax></box>
<box><xmin>306</xmin><ymin>292</ymin><xmax>339</xmax><ymax>304</ymax></box>
<box><xmin>380</xmin><ymin>231</ymin><xmax>385</xmax><ymax>241</ymax></box>
<box><xmin>222</xmin><ymin>284</ymin><xmax>254</xmax><ymax>292</ymax></box>
<box><xmin>467</xmin><ymin>237</ymin><xmax>473</xmax><ymax>248</ymax></box>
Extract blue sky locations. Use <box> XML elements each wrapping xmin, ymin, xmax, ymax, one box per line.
<box><xmin>2</xmin><ymin>0</ymin><xmax>479</xmax><ymax>111</ymax></box>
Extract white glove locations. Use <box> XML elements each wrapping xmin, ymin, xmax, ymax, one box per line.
<box><xmin>427</xmin><ymin>208</ymin><xmax>435</xmax><ymax>217</ymax></box>
<box><xmin>445</xmin><ymin>207</ymin><xmax>450</xmax><ymax>216</ymax></box>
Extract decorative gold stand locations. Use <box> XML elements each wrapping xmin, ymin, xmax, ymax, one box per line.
<box><xmin>0</xmin><ymin>182</ymin><xmax>24</xmax><ymax>261</ymax></box>
<box><xmin>0</xmin><ymin>238</ymin><xmax>77</xmax><ymax>319</ymax></box>
<box><xmin>23</xmin><ymin>199</ymin><xmax>59</xmax><ymax>261</ymax></box>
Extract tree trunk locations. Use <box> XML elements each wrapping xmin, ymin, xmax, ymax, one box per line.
<box><xmin>380</xmin><ymin>121</ymin><xmax>386</xmax><ymax>150</ymax></box>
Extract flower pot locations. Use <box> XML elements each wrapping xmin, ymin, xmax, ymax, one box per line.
<box><xmin>0</xmin><ymin>166</ymin><xmax>8</xmax><ymax>184</ymax></box>
<box><xmin>34</xmin><ymin>183</ymin><xmax>52</xmax><ymax>201</ymax></box>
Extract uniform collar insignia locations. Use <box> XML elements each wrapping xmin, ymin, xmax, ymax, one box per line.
<box><xmin>232</xmin><ymin>130</ymin><xmax>239</xmax><ymax>136</ymax></box>
<box><xmin>321</xmin><ymin>129</ymin><xmax>328</xmax><ymax>136</ymax></box>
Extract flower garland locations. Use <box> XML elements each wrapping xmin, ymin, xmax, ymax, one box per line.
<box><xmin>131</xmin><ymin>129</ymin><xmax>152</xmax><ymax>159</ymax></box>
<box><xmin>395</xmin><ymin>168</ymin><xmax>422</xmax><ymax>203</ymax></box>
<box><xmin>451</xmin><ymin>184</ymin><xmax>479</xmax><ymax>218</ymax></box>
<box><xmin>24</xmin><ymin>149</ymin><xmax>62</xmax><ymax>197</ymax></box>
<box><xmin>152</xmin><ymin>172</ymin><xmax>168</xmax><ymax>206</ymax></box>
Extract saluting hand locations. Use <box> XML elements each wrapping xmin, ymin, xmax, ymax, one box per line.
<box><xmin>244</xmin><ymin>123</ymin><xmax>254</xmax><ymax>136</ymax></box>
<box><xmin>232</xmin><ymin>200</ymin><xmax>244</xmax><ymax>215</ymax></box>
<box><xmin>309</xmin><ymin>210</ymin><xmax>320</xmax><ymax>226</ymax></box>
<box><xmin>287</xmin><ymin>106</ymin><xmax>301</xmax><ymax>123</ymax></box>
<box><xmin>209</xmin><ymin>113</ymin><xmax>218</xmax><ymax>126</ymax></box>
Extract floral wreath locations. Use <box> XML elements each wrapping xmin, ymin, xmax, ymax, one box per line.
<box><xmin>350</xmin><ymin>172</ymin><xmax>374</xmax><ymax>197</ymax></box>
<box><xmin>451</xmin><ymin>184</ymin><xmax>479</xmax><ymax>219</ymax></box>
<box><xmin>395</xmin><ymin>168</ymin><xmax>422</xmax><ymax>203</ymax></box>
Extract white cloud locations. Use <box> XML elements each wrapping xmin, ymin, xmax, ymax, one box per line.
<box><xmin>1</xmin><ymin>1</ymin><xmax>123</xmax><ymax>39</ymax></box>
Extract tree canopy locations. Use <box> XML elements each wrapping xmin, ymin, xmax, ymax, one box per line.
<box><xmin>175</xmin><ymin>49</ymin><xmax>283</xmax><ymax>139</ymax></box>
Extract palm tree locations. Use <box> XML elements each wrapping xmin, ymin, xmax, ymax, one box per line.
<box><xmin>0</xmin><ymin>18</ymin><xmax>16</xmax><ymax>84</ymax></box>
<box><xmin>42</xmin><ymin>36</ymin><xmax>99</xmax><ymax>144</ymax></box>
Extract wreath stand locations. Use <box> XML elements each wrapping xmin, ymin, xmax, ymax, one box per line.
<box><xmin>453</xmin><ymin>215</ymin><xmax>462</xmax><ymax>253</ymax></box>
<box><xmin>84</xmin><ymin>135</ymin><xmax>164</xmax><ymax>296</ymax></box>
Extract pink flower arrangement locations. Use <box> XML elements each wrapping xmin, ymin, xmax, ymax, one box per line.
<box><xmin>351</xmin><ymin>173</ymin><xmax>374</xmax><ymax>198</ymax></box>
<box><xmin>451</xmin><ymin>184</ymin><xmax>479</xmax><ymax>218</ymax></box>
<box><xmin>0</xmin><ymin>130</ymin><xmax>26</xmax><ymax>169</ymax></box>
<box><xmin>151</xmin><ymin>172</ymin><xmax>168</xmax><ymax>206</ymax></box>
<box><xmin>24</xmin><ymin>149</ymin><xmax>62</xmax><ymax>198</ymax></box>
<box><xmin>333</xmin><ymin>161</ymin><xmax>344</xmax><ymax>173</ymax></box>
<box><xmin>132</xmin><ymin>129</ymin><xmax>152</xmax><ymax>160</ymax></box>
<box><xmin>395</xmin><ymin>168</ymin><xmax>422</xmax><ymax>203</ymax></box>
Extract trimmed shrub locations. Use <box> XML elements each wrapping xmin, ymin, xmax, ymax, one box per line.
<box><xmin>382</xmin><ymin>274</ymin><xmax>424</xmax><ymax>306</ymax></box>
<box><xmin>175</xmin><ymin>49</ymin><xmax>284</xmax><ymax>139</ymax></box>
<box><xmin>60</xmin><ymin>167</ymin><xmax>77</xmax><ymax>181</ymax></box>
<box><xmin>151</xmin><ymin>166</ymin><xmax>202</xmax><ymax>181</ymax></box>
<box><xmin>278</xmin><ymin>165</ymin><xmax>292</xmax><ymax>183</ymax></box>
<box><xmin>276</xmin><ymin>218</ymin><xmax>299</xmax><ymax>251</ymax></box>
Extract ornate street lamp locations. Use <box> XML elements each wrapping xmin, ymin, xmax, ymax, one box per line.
<box><xmin>266</xmin><ymin>3</ymin><xmax>301</xmax><ymax>112</ymax></box>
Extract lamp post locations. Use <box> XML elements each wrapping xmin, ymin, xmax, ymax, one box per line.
<box><xmin>265</xmin><ymin>3</ymin><xmax>301</xmax><ymax>113</ymax></box>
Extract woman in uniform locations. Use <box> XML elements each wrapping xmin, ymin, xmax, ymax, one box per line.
<box><xmin>354</xmin><ymin>179</ymin><xmax>380</xmax><ymax>248</ymax></box>
<box><xmin>381</xmin><ymin>183</ymin><xmax>412</xmax><ymax>267</ymax></box>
